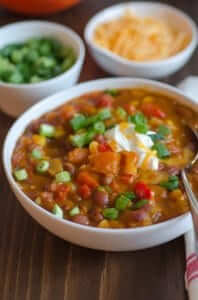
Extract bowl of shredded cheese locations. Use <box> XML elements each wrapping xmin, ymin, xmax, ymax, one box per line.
<box><xmin>84</xmin><ymin>2</ymin><xmax>197</xmax><ymax>78</ymax></box>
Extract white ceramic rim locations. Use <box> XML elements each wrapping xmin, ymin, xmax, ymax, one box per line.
<box><xmin>3</xmin><ymin>77</ymin><xmax>196</xmax><ymax>236</ymax></box>
<box><xmin>0</xmin><ymin>20</ymin><xmax>85</xmax><ymax>89</ymax></box>
<box><xmin>84</xmin><ymin>2</ymin><xmax>198</xmax><ymax>67</ymax></box>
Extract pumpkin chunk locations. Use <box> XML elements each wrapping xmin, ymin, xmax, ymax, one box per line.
<box><xmin>89</xmin><ymin>152</ymin><xmax>120</xmax><ymax>175</ymax></box>
<box><xmin>121</xmin><ymin>151</ymin><xmax>138</xmax><ymax>175</ymax></box>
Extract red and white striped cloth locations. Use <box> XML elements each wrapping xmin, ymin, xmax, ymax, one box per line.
<box><xmin>185</xmin><ymin>230</ymin><xmax>198</xmax><ymax>299</ymax></box>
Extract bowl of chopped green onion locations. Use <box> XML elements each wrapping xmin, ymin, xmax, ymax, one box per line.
<box><xmin>0</xmin><ymin>21</ymin><xmax>85</xmax><ymax>117</ymax></box>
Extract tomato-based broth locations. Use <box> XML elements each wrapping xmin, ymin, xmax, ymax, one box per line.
<box><xmin>12</xmin><ymin>88</ymin><xmax>198</xmax><ymax>228</ymax></box>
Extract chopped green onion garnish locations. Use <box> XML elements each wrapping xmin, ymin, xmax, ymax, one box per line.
<box><xmin>70</xmin><ymin>128</ymin><xmax>96</xmax><ymax>147</ymax></box>
<box><xmin>69</xmin><ymin>206</ymin><xmax>80</xmax><ymax>217</ymax></box>
<box><xmin>70</xmin><ymin>114</ymin><xmax>87</xmax><ymax>131</ymax></box>
<box><xmin>103</xmin><ymin>208</ymin><xmax>119</xmax><ymax>220</ymax></box>
<box><xmin>55</xmin><ymin>171</ymin><xmax>71</xmax><ymax>183</ymax></box>
<box><xmin>86</xmin><ymin>115</ymin><xmax>99</xmax><ymax>126</ymax></box>
<box><xmin>14</xmin><ymin>168</ymin><xmax>28</xmax><ymax>181</ymax></box>
<box><xmin>97</xmin><ymin>108</ymin><xmax>112</xmax><ymax>120</ymax></box>
<box><xmin>115</xmin><ymin>195</ymin><xmax>131</xmax><ymax>211</ymax></box>
<box><xmin>135</xmin><ymin>123</ymin><xmax>149</xmax><ymax>134</ymax></box>
<box><xmin>104</xmin><ymin>89</ymin><xmax>119</xmax><ymax>97</ymax></box>
<box><xmin>70</xmin><ymin>132</ymin><xmax>88</xmax><ymax>147</ymax></box>
<box><xmin>9</xmin><ymin>71</ymin><xmax>24</xmax><ymax>84</ymax></box>
<box><xmin>133</xmin><ymin>199</ymin><xmax>148</xmax><ymax>210</ymax></box>
<box><xmin>0</xmin><ymin>37</ymin><xmax>77</xmax><ymax>85</ymax></box>
<box><xmin>149</xmin><ymin>133</ymin><xmax>162</xmax><ymax>143</ymax></box>
<box><xmin>157</xmin><ymin>125</ymin><xmax>171</xmax><ymax>138</ymax></box>
<box><xmin>152</xmin><ymin>142</ymin><xmax>170</xmax><ymax>159</ymax></box>
<box><xmin>160</xmin><ymin>175</ymin><xmax>179</xmax><ymax>191</ymax></box>
<box><xmin>30</xmin><ymin>75</ymin><xmax>42</xmax><ymax>84</ymax></box>
<box><xmin>129</xmin><ymin>112</ymin><xmax>149</xmax><ymax>133</ymax></box>
<box><xmin>70</xmin><ymin>109</ymin><xmax>111</xmax><ymax>132</ymax></box>
<box><xmin>122</xmin><ymin>191</ymin><xmax>136</xmax><ymax>200</ymax></box>
<box><xmin>39</xmin><ymin>124</ymin><xmax>55</xmax><ymax>138</ymax></box>
<box><xmin>53</xmin><ymin>204</ymin><xmax>63</xmax><ymax>218</ymax></box>
<box><xmin>93</xmin><ymin>121</ymin><xmax>106</xmax><ymax>134</ymax></box>
<box><xmin>31</xmin><ymin>148</ymin><xmax>42</xmax><ymax>160</ymax></box>
<box><xmin>149</xmin><ymin>125</ymin><xmax>171</xmax><ymax>142</ymax></box>
<box><xmin>36</xmin><ymin>160</ymin><xmax>50</xmax><ymax>173</ymax></box>
<box><xmin>69</xmin><ymin>109</ymin><xmax>112</xmax><ymax>146</ymax></box>
<box><xmin>116</xmin><ymin>107</ymin><xmax>127</xmax><ymax>119</ymax></box>
<box><xmin>86</xmin><ymin>129</ymin><xmax>97</xmax><ymax>141</ymax></box>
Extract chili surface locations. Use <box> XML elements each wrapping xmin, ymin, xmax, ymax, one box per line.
<box><xmin>12</xmin><ymin>88</ymin><xmax>198</xmax><ymax>228</ymax></box>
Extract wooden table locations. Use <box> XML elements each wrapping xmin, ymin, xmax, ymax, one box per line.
<box><xmin>0</xmin><ymin>0</ymin><xmax>197</xmax><ymax>299</ymax></box>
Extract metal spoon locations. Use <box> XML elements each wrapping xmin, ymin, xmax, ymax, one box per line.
<box><xmin>181</xmin><ymin>125</ymin><xmax>198</xmax><ymax>239</ymax></box>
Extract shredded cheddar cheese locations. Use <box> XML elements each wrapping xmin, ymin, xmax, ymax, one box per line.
<box><xmin>94</xmin><ymin>11</ymin><xmax>191</xmax><ymax>62</ymax></box>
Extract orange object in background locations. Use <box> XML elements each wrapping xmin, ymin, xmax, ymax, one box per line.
<box><xmin>0</xmin><ymin>0</ymin><xmax>80</xmax><ymax>15</ymax></box>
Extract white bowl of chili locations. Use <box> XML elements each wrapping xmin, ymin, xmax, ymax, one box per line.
<box><xmin>0</xmin><ymin>20</ymin><xmax>85</xmax><ymax>117</ymax></box>
<box><xmin>3</xmin><ymin>77</ymin><xmax>196</xmax><ymax>251</ymax></box>
<box><xmin>84</xmin><ymin>2</ymin><xmax>197</xmax><ymax>78</ymax></box>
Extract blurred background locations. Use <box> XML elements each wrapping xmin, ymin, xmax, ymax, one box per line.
<box><xmin>0</xmin><ymin>0</ymin><xmax>197</xmax><ymax>17</ymax></box>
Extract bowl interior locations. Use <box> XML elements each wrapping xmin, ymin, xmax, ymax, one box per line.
<box><xmin>5</xmin><ymin>77</ymin><xmax>198</xmax><ymax>176</ymax></box>
<box><xmin>0</xmin><ymin>21</ymin><xmax>82</xmax><ymax>59</ymax></box>
<box><xmin>85</xmin><ymin>2</ymin><xmax>195</xmax><ymax>52</ymax></box>
<box><xmin>3</xmin><ymin>78</ymin><xmax>198</xmax><ymax>235</ymax></box>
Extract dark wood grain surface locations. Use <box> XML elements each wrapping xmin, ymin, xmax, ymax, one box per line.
<box><xmin>0</xmin><ymin>0</ymin><xmax>198</xmax><ymax>299</ymax></box>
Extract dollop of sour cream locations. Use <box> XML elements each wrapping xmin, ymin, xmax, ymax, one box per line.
<box><xmin>105</xmin><ymin>122</ymin><xmax>159</xmax><ymax>171</ymax></box>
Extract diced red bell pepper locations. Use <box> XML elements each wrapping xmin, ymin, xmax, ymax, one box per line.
<box><xmin>78</xmin><ymin>184</ymin><xmax>92</xmax><ymax>199</ymax></box>
<box><xmin>98</xmin><ymin>142</ymin><xmax>112</xmax><ymax>152</ymax></box>
<box><xmin>141</xmin><ymin>103</ymin><xmax>166</xmax><ymax>119</ymax></box>
<box><xmin>134</xmin><ymin>182</ymin><xmax>152</xmax><ymax>199</ymax></box>
<box><xmin>97</xmin><ymin>94</ymin><xmax>114</xmax><ymax>108</ymax></box>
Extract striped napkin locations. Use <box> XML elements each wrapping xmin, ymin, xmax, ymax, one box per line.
<box><xmin>177</xmin><ymin>77</ymin><xmax>198</xmax><ymax>300</ymax></box>
<box><xmin>185</xmin><ymin>230</ymin><xmax>198</xmax><ymax>298</ymax></box>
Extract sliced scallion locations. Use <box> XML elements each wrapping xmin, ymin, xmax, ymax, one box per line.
<box><xmin>152</xmin><ymin>142</ymin><xmax>170</xmax><ymax>159</ymax></box>
<box><xmin>69</xmin><ymin>206</ymin><xmax>80</xmax><ymax>217</ymax></box>
<box><xmin>160</xmin><ymin>176</ymin><xmax>179</xmax><ymax>191</ymax></box>
<box><xmin>53</xmin><ymin>204</ymin><xmax>63</xmax><ymax>218</ymax></box>
<box><xmin>39</xmin><ymin>124</ymin><xmax>55</xmax><ymax>138</ymax></box>
<box><xmin>55</xmin><ymin>171</ymin><xmax>71</xmax><ymax>183</ymax></box>
<box><xmin>133</xmin><ymin>199</ymin><xmax>148</xmax><ymax>210</ymax></box>
<box><xmin>36</xmin><ymin>160</ymin><xmax>50</xmax><ymax>173</ymax></box>
<box><xmin>14</xmin><ymin>168</ymin><xmax>28</xmax><ymax>181</ymax></box>
<box><xmin>103</xmin><ymin>208</ymin><xmax>119</xmax><ymax>220</ymax></box>
<box><xmin>93</xmin><ymin>121</ymin><xmax>106</xmax><ymax>134</ymax></box>
<box><xmin>31</xmin><ymin>148</ymin><xmax>42</xmax><ymax>160</ymax></box>
<box><xmin>115</xmin><ymin>195</ymin><xmax>131</xmax><ymax>211</ymax></box>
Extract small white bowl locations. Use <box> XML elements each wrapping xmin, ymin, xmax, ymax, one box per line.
<box><xmin>3</xmin><ymin>77</ymin><xmax>196</xmax><ymax>251</ymax></box>
<box><xmin>0</xmin><ymin>21</ymin><xmax>85</xmax><ymax>117</ymax></box>
<box><xmin>84</xmin><ymin>2</ymin><xmax>198</xmax><ymax>79</ymax></box>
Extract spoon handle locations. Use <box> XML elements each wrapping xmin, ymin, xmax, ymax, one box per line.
<box><xmin>181</xmin><ymin>169</ymin><xmax>198</xmax><ymax>212</ymax></box>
